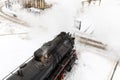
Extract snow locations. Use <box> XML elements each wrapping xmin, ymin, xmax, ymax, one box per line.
<box><xmin>2</xmin><ymin>6</ymin><xmax>17</xmax><ymax>17</ymax></box>
<box><xmin>0</xmin><ymin>0</ymin><xmax>120</xmax><ymax>80</ymax></box>
<box><xmin>64</xmin><ymin>45</ymin><xmax>115</xmax><ymax>80</ymax></box>
<box><xmin>90</xmin><ymin>1</ymin><xmax>120</xmax><ymax>54</ymax></box>
<box><xmin>0</xmin><ymin>20</ymin><xmax>28</xmax><ymax>35</ymax></box>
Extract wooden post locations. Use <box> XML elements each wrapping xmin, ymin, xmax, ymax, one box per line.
<box><xmin>40</xmin><ymin>0</ymin><xmax>45</xmax><ymax>10</ymax></box>
<box><xmin>34</xmin><ymin>0</ymin><xmax>37</xmax><ymax>8</ymax></box>
<box><xmin>99</xmin><ymin>0</ymin><xmax>101</xmax><ymax>6</ymax></box>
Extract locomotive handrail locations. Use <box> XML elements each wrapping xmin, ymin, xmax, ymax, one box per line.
<box><xmin>2</xmin><ymin>55</ymin><xmax>34</xmax><ymax>80</ymax></box>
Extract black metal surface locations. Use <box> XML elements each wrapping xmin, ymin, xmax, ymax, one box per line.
<box><xmin>47</xmin><ymin>50</ymin><xmax>76</xmax><ymax>80</ymax></box>
<box><xmin>6</xmin><ymin>32</ymin><xmax>75</xmax><ymax>80</ymax></box>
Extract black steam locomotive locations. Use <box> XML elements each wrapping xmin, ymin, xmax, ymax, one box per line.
<box><xmin>5</xmin><ymin>32</ymin><xmax>77</xmax><ymax>80</ymax></box>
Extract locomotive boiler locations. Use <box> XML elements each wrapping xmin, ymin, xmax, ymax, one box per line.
<box><xmin>4</xmin><ymin>32</ymin><xmax>77</xmax><ymax>80</ymax></box>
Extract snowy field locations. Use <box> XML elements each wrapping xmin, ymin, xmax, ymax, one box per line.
<box><xmin>0</xmin><ymin>0</ymin><xmax>120</xmax><ymax>80</ymax></box>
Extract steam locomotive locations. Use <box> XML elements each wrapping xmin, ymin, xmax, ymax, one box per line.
<box><xmin>5</xmin><ymin>32</ymin><xmax>77</xmax><ymax>80</ymax></box>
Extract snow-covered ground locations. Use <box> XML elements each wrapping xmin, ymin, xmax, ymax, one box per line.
<box><xmin>0</xmin><ymin>0</ymin><xmax>120</xmax><ymax>80</ymax></box>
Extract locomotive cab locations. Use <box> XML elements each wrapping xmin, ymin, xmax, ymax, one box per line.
<box><xmin>40</xmin><ymin>54</ymin><xmax>48</xmax><ymax>62</ymax></box>
<box><xmin>34</xmin><ymin>48</ymin><xmax>49</xmax><ymax>62</ymax></box>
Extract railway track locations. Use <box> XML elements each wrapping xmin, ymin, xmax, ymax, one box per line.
<box><xmin>0</xmin><ymin>32</ymin><xmax>28</xmax><ymax>36</ymax></box>
<box><xmin>0</xmin><ymin>5</ymin><xmax>28</xmax><ymax>27</ymax></box>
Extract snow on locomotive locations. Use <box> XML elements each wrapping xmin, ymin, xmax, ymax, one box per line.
<box><xmin>5</xmin><ymin>32</ymin><xmax>77</xmax><ymax>80</ymax></box>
